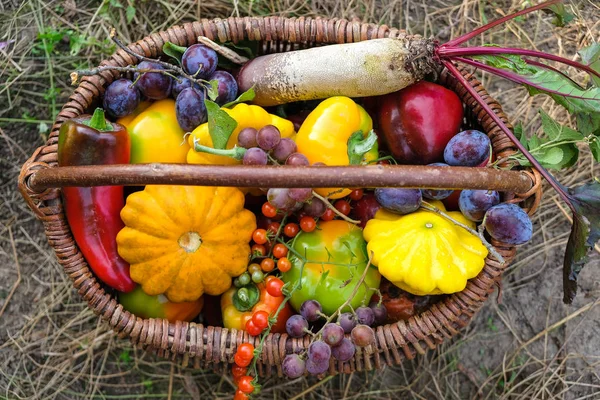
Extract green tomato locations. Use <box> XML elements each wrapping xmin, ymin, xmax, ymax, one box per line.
<box><xmin>282</xmin><ymin>220</ymin><xmax>381</xmax><ymax>315</ymax></box>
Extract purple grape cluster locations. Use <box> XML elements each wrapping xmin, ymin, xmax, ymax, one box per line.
<box><xmin>238</xmin><ymin>125</ymin><xmax>323</xmax><ymax>213</ymax></box>
<box><xmin>282</xmin><ymin>300</ymin><xmax>380</xmax><ymax>378</ymax></box>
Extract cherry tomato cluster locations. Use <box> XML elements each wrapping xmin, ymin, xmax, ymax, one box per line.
<box><xmin>245</xmin><ymin>310</ymin><xmax>269</xmax><ymax>336</ymax></box>
<box><xmin>232</xmin><ymin>343</ymin><xmax>256</xmax><ymax>399</ymax></box>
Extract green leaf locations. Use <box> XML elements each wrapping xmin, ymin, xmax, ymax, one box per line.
<box><xmin>543</xmin><ymin>4</ymin><xmax>575</xmax><ymax>27</ymax></box>
<box><xmin>162</xmin><ymin>42</ymin><xmax>187</xmax><ymax>65</ymax></box>
<box><xmin>578</xmin><ymin>43</ymin><xmax>600</xmax><ymax>86</ymax></box>
<box><xmin>216</xmin><ymin>40</ymin><xmax>259</xmax><ymax>68</ymax></box>
<box><xmin>590</xmin><ymin>138</ymin><xmax>600</xmax><ymax>162</ymax></box>
<box><xmin>539</xmin><ymin>109</ymin><xmax>584</xmax><ymax>142</ymax></box>
<box><xmin>526</xmin><ymin>71</ymin><xmax>600</xmax><ymax>114</ymax></box>
<box><xmin>476</xmin><ymin>53</ymin><xmax>600</xmax><ymax>114</ymax></box>
<box><xmin>512</xmin><ymin>111</ymin><xmax>585</xmax><ymax>170</ymax></box>
<box><xmin>347</xmin><ymin>130</ymin><xmax>378</xmax><ymax>165</ymax></box>
<box><xmin>474</xmin><ymin>52</ymin><xmax>537</xmax><ymax>74</ymax></box>
<box><xmin>126</xmin><ymin>5</ymin><xmax>136</xmax><ymax>23</ymax></box>
<box><xmin>207</xmin><ymin>80</ymin><xmax>219</xmax><ymax>101</ymax></box>
<box><xmin>204</xmin><ymin>99</ymin><xmax>237</xmax><ymax>149</ymax></box>
<box><xmin>233</xmin><ymin>284</ymin><xmax>260</xmax><ymax>312</ymax></box>
<box><xmin>222</xmin><ymin>87</ymin><xmax>256</xmax><ymax>108</ymax></box>
<box><xmin>563</xmin><ymin>181</ymin><xmax>600</xmax><ymax>303</ymax></box>
<box><xmin>576</xmin><ymin>112</ymin><xmax>600</xmax><ymax>136</ymax></box>
<box><xmin>535</xmin><ymin>146</ymin><xmax>564</xmax><ymax>166</ymax></box>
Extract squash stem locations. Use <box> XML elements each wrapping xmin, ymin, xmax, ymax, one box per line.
<box><xmin>420</xmin><ymin>201</ymin><xmax>505</xmax><ymax>264</ymax></box>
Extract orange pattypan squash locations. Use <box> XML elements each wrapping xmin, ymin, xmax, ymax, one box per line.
<box><xmin>116</xmin><ymin>185</ymin><xmax>256</xmax><ymax>303</ymax></box>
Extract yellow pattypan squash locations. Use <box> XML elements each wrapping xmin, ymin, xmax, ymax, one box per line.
<box><xmin>116</xmin><ymin>185</ymin><xmax>256</xmax><ymax>303</ymax></box>
<box><xmin>187</xmin><ymin>103</ymin><xmax>295</xmax><ymax>165</ymax></box>
<box><xmin>363</xmin><ymin>201</ymin><xmax>488</xmax><ymax>296</ymax></box>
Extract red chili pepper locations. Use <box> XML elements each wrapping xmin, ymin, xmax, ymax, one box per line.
<box><xmin>57</xmin><ymin>108</ymin><xmax>135</xmax><ymax>292</ymax></box>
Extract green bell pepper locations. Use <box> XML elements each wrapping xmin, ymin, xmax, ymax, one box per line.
<box><xmin>282</xmin><ymin>220</ymin><xmax>381</xmax><ymax>315</ymax></box>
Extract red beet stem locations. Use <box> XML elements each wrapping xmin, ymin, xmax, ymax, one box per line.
<box><xmin>452</xmin><ymin>56</ymin><xmax>594</xmax><ymax>100</ymax></box>
<box><xmin>438</xmin><ymin>46</ymin><xmax>600</xmax><ymax>80</ymax></box>
<box><xmin>442</xmin><ymin>0</ymin><xmax>562</xmax><ymax>48</ymax></box>
<box><xmin>440</xmin><ymin>59</ymin><xmax>574</xmax><ymax>210</ymax></box>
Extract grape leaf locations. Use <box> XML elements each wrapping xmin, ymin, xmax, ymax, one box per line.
<box><xmin>162</xmin><ymin>42</ymin><xmax>187</xmax><ymax>65</ymax></box>
<box><xmin>207</xmin><ymin>80</ymin><xmax>219</xmax><ymax>101</ymax></box>
<box><xmin>578</xmin><ymin>43</ymin><xmax>600</xmax><ymax>87</ymax></box>
<box><xmin>543</xmin><ymin>4</ymin><xmax>575</xmax><ymax>27</ymax></box>
<box><xmin>563</xmin><ymin>181</ymin><xmax>600</xmax><ymax>303</ymax></box>
<box><xmin>222</xmin><ymin>87</ymin><xmax>256</xmax><ymax>108</ymax></box>
<box><xmin>204</xmin><ymin>99</ymin><xmax>237</xmax><ymax>150</ymax></box>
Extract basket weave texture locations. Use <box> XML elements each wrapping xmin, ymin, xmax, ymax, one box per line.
<box><xmin>19</xmin><ymin>16</ymin><xmax>542</xmax><ymax>377</ymax></box>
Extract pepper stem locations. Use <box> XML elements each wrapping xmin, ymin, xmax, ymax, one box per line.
<box><xmin>193</xmin><ymin>139</ymin><xmax>246</xmax><ymax>160</ymax></box>
<box><xmin>88</xmin><ymin>108</ymin><xmax>111</xmax><ymax>131</ymax></box>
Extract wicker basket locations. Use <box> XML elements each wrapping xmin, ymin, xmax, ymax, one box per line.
<box><xmin>19</xmin><ymin>17</ymin><xmax>542</xmax><ymax>377</ymax></box>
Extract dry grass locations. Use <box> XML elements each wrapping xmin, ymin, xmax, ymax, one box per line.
<box><xmin>1</xmin><ymin>0</ymin><xmax>599</xmax><ymax>399</ymax></box>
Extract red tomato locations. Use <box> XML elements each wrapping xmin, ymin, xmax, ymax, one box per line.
<box><xmin>266</xmin><ymin>277</ymin><xmax>284</xmax><ymax>298</ymax></box>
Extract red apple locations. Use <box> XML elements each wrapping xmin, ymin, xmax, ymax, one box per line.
<box><xmin>377</xmin><ymin>81</ymin><xmax>463</xmax><ymax>164</ymax></box>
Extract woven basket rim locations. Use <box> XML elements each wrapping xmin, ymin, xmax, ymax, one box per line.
<box><xmin>18</xmin><ymin>16</ymin><xmax>542</xmax><ymax>376</ymax></box>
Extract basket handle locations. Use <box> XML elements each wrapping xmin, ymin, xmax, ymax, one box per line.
<box><xmin>25</xmin><ymin>164</ymin><xmax>533</xmax><ymax>193</ymax></box>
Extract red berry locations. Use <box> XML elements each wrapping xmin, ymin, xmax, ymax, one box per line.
<box><xmin>234</xmin><ymin>389</ymin><xmax>249</xmax><ymax>400</ymax></box>
<box><xmin>252</xmin><ymin>229</ymin><xmax>268</xmax><ymax>244</ymax></box>
<box><xmin>283</xmin><ymin>223</ymin><xmax>299</xmax><ymax>238</ymax></box>
<box><xmin>232</xmin><ymin>365</ymin><xmax>247</xmax><ymax>380</ymax></box>
<box><xmin>272</xmin><ymin>243</ymin><xmax>288</xmax><ymax>259</ymax></box>
<box><xmin>260</xmin><ymin>258</ymin><xmax>275</xmax><ymax>272</ymax></box>
<box><xmin>266</xmin><ymin>221</ymin><xmax>280</xmax><ymax>234</ymax></box>
<box><xmin>334</xmin><ymin>200</ymin><xmax>351</xmax><ymax>215</ymax></box>
<box><xmin>234</xmin><ymin>353</ymin><xmax>251</xmax><ymax>367</ymax></box>
<box><xmin>252</xmin><ymin>310</ymin><xmax>269</xmax><ymax>330</ymax></box>
<box><xmin>238</xmin><ymin>376</ymin><xmax>254</xmax><ymax>394</ymax></box>
<box><xmin>266</xmin><ymin>277</ymin><xmax>284</xmax><ymax>298</ymax></box>
<box><xmin>246</xmin><ymin>319</ymin><xmax>263</xmax><ymax>336</ymax></box>
<box><xmin>262</xmin><ymin>202</ymin><xmax>277</xmax><ymax>218</ymax></box>
<box><xmin>251</xmin><ymin>244</ymin><xmax>266</xmax><ymax>258</ymax></box>
<box><xmin>349</xmin><ymin>189</ymin><xmax>364</xmax><ymax>201</ymax></box>
<box><xmin>277</xmin><ymin>257</ymin><xmax>292</xmax><ymax>273</ymax></box>
<box><xmin>236</xmin><ymin>343</ymin><xmax>255</xmax><ymax>361</ymax></box>
<box><xmin>299</xmin><ymin>216</ymin><xmax>316</xmax><ymax>232</ymax></box>
<box><xmin>321</xmin><ymin>208</ymin><xmax>335</xmax><ymax>221</ymax></box>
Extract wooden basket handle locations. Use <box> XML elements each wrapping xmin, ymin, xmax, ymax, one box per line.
<box><xmin>25</xmin><ymin>163</ymin><xmax>533</xmax><ymax>193</ymax></box>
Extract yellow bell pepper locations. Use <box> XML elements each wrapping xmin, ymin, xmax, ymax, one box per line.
<box><xmin>187</xmin><ymin>103</ymin><xmax>295</xmax><ymax>165</ymax></box>
<box><xmin>118</xmin><ymin>99</ymin><xmax>189</xmax><ymax>164</ymax></box>
<box><xmin>295</xmin><ymin>96</ymin><xmax>378</xmax><ymax>199</ymax></box>
<box><xmin>363</xmin><ymin>201</ymin><xmax>488</xmax><ymax>296</ymax></box>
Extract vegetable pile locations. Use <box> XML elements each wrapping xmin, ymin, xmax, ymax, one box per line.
<box><xmin>58</xmin><ymin>0</ymin><xmax>600</xmax><ymax>396</ymax></box>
